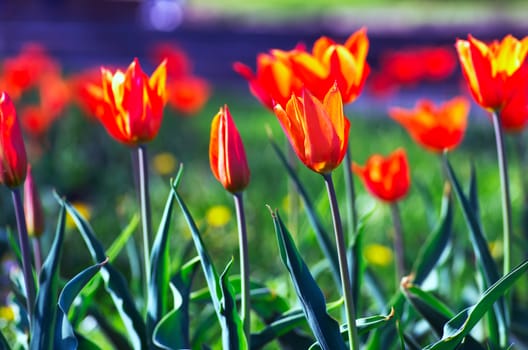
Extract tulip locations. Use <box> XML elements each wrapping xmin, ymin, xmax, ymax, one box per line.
<box><xmin>24</xmin><ymin>165</ymin><xmax>45</xmax><ymax>238</ymax></box>
<box><xmin>167</xmin><ymin>76</ymin><xmax>210</xmax><ymax>115</ymax></box>
<box><xmin>389</xmin><ymin>97</ymin><xmax>470</xmax><ymax>152</ymax></box>
<box><xmin>99</xmin><ymin>58</ymin><xmax>167</xmax><ymax>146</ymax></box>
<box><xmin>352</xmin><ymin>148</ymin><xmax>410</xmax><ymax>203</ymax></box>
<box><xmin>234</xmin><ymin>46</ymin><xmax>304</xmax><ymax>110</ymax></box>
<box><xmin>456</xmin><ymin>34</ymin><xmax>528</xmax><ymax>111</ymax></box>
<box><xmin>289</xmin><ymin>28</ymin><xmax>369</xmax><ymax>104</ymax></box>
<box><xmin>0</xmin><ymin>92</ymin><xmax>27</xmax><ymax>188</ymax></box>
<box><xmin>209</xmin><ymin>105</ymin><xmax>250</xmax><ymax>193</ymax></box>
<box><xmin>273</xmin><ymin>84</ymin><xmax>350</xmax><ymax>174</ymax></box>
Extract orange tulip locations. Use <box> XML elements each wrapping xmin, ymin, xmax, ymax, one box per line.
<box><xmin>352</xmin><ymin>149</ymin><xmax>410</xmax><ymax>203</ymax></box>
<box><xmin>167</xmin><ymin>76</ymin><xmax>210</xmax><ymax>115</ymax></box>
<box><xmin>389</xmin><ymin>97</ymin><xmax>470</xmax><ymax>152</ymax></box>
<box><xmin>234</xmin><ymin>46</ymin><xmax>304</xmax><ymax>110</ymax></box>
<box><xmin>289</xmin><ymin>28</ymin><xmax>369</xmax><ymax>104</ymax></box>
<box><xmin>456</xmin><ymin>34</ymin><xmax>528</xmax><ymax>111</ymax></box>
<box><xmin>209</xmin><ymin>105</ymin><xmax>250</xmax><ymax>193</ymax></box>
<box><xmin>24</xmin><ymin>165</ymin><xmax>45</xmax><ymax>237</ymax></box>
<box><xmin>0</xmin><ymin>92</ymin><xmax>27</xmax><ymax>188</ymax></box>
<box><xmin>273</xmin><ymin>84</ymin><xmax>350</xmax><ymax>174</ymax></box>
<box><xmin>99</xmin><ymin>58</ymin><xmax>167</xmax><ymax>146</ymax></box>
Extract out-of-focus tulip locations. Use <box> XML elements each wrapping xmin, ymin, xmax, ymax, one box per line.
<box><xmin>209</xmin><ymin>105</ymin><xmax>250</xmax><ymax>193</ymax></box>
<box><xmin>24</xmin><ymin>165</ymin><xmax>44</xmax><ymax>237</ymax></box>
<box><xmin>289</xmin><ymin>28</ymin><xmax>369</xmax><ymax>104</ymax></box>
<box><xmin>352</xmin><ymin>148</ymin><xmax>410</xmax><ymax>203</ymax></box>
<box><xmin>98</xmin><ymin>58</ymin><xmax>167</xmax><ymax>145</ymax></box>
<box><xmin>389</xmin><ymin>97</ymin><xmax>470</xmax><ymax>152</ymax></box>
<box><xmin>167</xmin><ymin>76</ymin><xmax>210</xmax><ymax>115</ymax></box>
<box><xmin>234</xmin><ymin>46</ymin><xmax>304</xmax><ymax>110</ymax></box>
<box><xmin>150</xmin><ymin>42</ymin><xmax>191</xmax><ymax>79</ymax></box>
<box><xmin>273</xmin><ymin>84</ymin><xmax>349</xmax><ymax>174</ymax></box>
<box><xmin>0</xmin><ymin>92</ymin><xmax>27</xmax><ymax>188</ymax></box>
<box><xmin>456</xmin><ymin>34</ymin><xmax>528</xmax><ymax>111</ymax></box>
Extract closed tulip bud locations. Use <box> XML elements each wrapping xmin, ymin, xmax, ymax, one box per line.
<box><xmin>24</xmin><ymin>165</ymin><xmax>45</xmax><ymax>237</ymax></box>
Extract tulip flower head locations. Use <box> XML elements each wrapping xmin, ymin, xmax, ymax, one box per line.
<box><xmin>352</xmin><ymin>149</ymin><xmax>410</xmax><ymax>203</ymax></box>
<box><xmin>24</xmin><ymin>165</ymin><xmax>45</xmax><ymax>237</ymax></box>
<box><xmin>456</xmin><ymin>34</ymin><xmax>528</xmax><ymax>111</ymax></box>
<box><xmin>389</xmin><ymin>97</ymin><xmax>470</xmax><ymax>152</ymax></box>
<box><xmin>234</xmin><ymin>47</ymin><xmax>304</xmax><ymax>110</ymax></box>
<box><xmin>289</xmin><ymin>28</ymin><xmax>370</xmax><ymax>104</ymax></box>
<box><xmin>273</xmin><ymin>84</ymin><xmax>350</xmax><ymax>174</ymax></box>
<box><xmin>209</xmin><ymin>105</ymin><xmax>250</xmax><ymax>193</ymax></box>
<box><xmin>99</xmin><ymin>58</ymin><xmax>167</xmax><ymax>146</ymax></box>
<box><xmin>0</xmin><ymin>92</ymin><xmax>27</xmax><ymax>188</ymax></box>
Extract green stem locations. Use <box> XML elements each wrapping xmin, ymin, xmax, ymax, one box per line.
<box><xmin>234</xmin><ymin>192</ymin><xmax>250</xmax><ymax>344</ymax></box>
<box><xmin>286</xmin><ymin>139</ymin><xmax>299</xmax><ymax>238</ymax></box>
<box><xmin>491</xmin><ymin>112</ymin><xmax>513</xmax><ymax>276</ymax></box>
<box><xmin>32</xmin><ymin>238</ymin><xmax>42</xmax><ymax>277</ymax></box>
<box><xmin>136</xmin><ymin>145</ymin><xmax>152</xmax><ymax>305</ymax></box>
<box><xmin>343</xmin><ymin>149</ymin><xmax>358</xmax><ymax>240</ymax></box>
<box><xmin>390</xmin><ymin>202</ymin><xmax>406</xmax><ymax>285</ymax></box>
<box><xmin>11</xmin><ymin>188</ymin><xmax>36</xmax><ymax>325</ymax></box>
<box><xmin>323</xmin><ymin>173</ymin><xmax>359</xmax><ymax>350</ymax></box>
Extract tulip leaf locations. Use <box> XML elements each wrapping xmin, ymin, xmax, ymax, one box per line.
<box><xmin>401</xmin><ymin>281</ymin><xmax>484</xmax><ymax>349</ymax></box>
<box><xmin>269</xmin><ymin>138</ymin><xmax>340</xmax><ymax>287</ymax></box>
<box><xmin>55</xmin><ymin>194</ymin><xmax>147</xmax><ymax>350</ymax></box>
<box><xmin>172</xmin><ymin>178</ymin><xmax>247</xmax><ymax>350</ymax></box>
<box><xmin>424</xmin><ymin>259</ymin><xmax>528</xmax><ymax>350</ymax></box>
<box><xmin>443</xmin><ymin>158</ymin><xmax>508</xmax><ymax>345</ymax></box>
<box><xmin>147</xmin><ymin>168</ymin><xmax>182</xmax><ymax>344</ymax></box>
<box><xmin>54</xmin><ymin>258</ymin><xmax>107</xmax><ymax>349</ymax></box>
<box><xmin>153</xmin><ymin>257</ymin><xmax>200</xmax><ymax>350</ymax></box>
<box><xmin>106</xmin><ymin>214</ymin><xmax>140</xmax><ymax>262</ymax></box>
<box><xmin>29</xmin><ymin>202</ymin><xmax>66</xmax><ymax>350</ymax></box>
<box><xmin>411</xmin><ymin>184</ymin><xmax>453</xmax><ymax>285</ymax></box>
<box><xmin>271</xmin><ymin>209</ymin><xmax>346</xmax><ymax>350</ymax></box>
<box><xmin>0</xmin><ymin>325</ymin><xmax>11</xmax><ymax>350</ymax></box>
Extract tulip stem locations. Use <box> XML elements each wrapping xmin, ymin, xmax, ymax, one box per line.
<box><xmin>234</xmin><ymin>192</ymin><xmax>251</xmax><ymax>344</ymax></box>
<box><xmin>343</xmin><ymin>149</ymin><xmax>358</xmax><ymax>239</ymax></box>
<box><xmin>136</xmin><ymin>145</ymin><xmax>152</xmax><ymax>305</ymax></box>
<box><xmin>323</xmin><ymin>173</ymin><xmax>359</xmax><ymax>350</ymax></box>
<box><xmin>390</xmin><ymin>202</ymin><xmax>406</xmax><ymax>284</ymax></box>
<box><xmin>11</xmin><ymin>188</ymin><xmax>35</xmax><ymax>325</ymax></box>
<box><xmin>491</xmin><ymin>112</ymin><xmax>513</xmax><ymax>276</ymax></box>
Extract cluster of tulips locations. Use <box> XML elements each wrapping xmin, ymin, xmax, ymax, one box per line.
<box><xmin>1</xmin><ymin>27</ymin><xmax>528</xmax><ymax>350</ymax></box>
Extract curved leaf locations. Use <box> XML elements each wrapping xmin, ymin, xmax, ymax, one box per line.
<box><xmin>56</xmin><ymin>194</ymin><xmax>147</xmax><ymax>350</ymax></box>
<box><xmin>55</xmin><ymin>258</ymin><xmax>108</xmax><ymax>349</ymax></box>
<box><xmin>270</xmin><ymin>209</ymin><xmax>346</xmax><ymax>350</ymax></box>
<box><xmin>424</xmin><ymin>260</ymin><xmax>528</xmax><ymax>350</ymax></box>
<box><xmin>172</xmin><ymin>179</ymin><xmax>247</xmax><ymax>350</ymax></box>
<box><xmin>30</xmin><ymin>203</ymin><xmax>66</xmax><ymax>350</ymax></box>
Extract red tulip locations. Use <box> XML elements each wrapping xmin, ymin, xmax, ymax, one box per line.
<box><xmin>234</xmin><ymin>46</ymin><xmax>304</xmax><ymax>110</ymax></box>
<box><xmin>209</xmin><ymin>105</ymin><xmax>250</xmax><ymax>193</ymax></box>
<box><xmin>99</xmin><ymin>58</ymin><xmax>167</xmax><ymax>145</ymax></box>
<box><xmin>273</xmin><ymin>84</ymin><xmax>349</xmax><ymax>174</ymax></box>
<box><xmin>389</xmin><ymin>97</ymin><xmax>470</xmax><ymax>152</ymax></box>
<box><xmin>352</xmin><ymin>149</ymin><xmax>410</xmax><ymax>203</ymax></box>
<box><xmin>289</xmin><ymin>28</ymin><xmax>370</xmax><ymax>104</ymax></box>
<box><xmin>167</xmin><ymin>76</ymin><xmax>210</xmax><ymax>115</ymax></box>
<box><xmin>0</xmin><ymin>92</ymin><xmax>27</xmax><ymax>188</ymax></box>
<box><xmin>456</xmin><ymin>34</ymin><xmax>528</xmax><ymax>111</ymax></box>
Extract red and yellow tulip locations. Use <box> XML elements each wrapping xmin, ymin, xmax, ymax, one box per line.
<box><xmin>389</xmin><ymin>97</ymin><xmax>470</xmax><ymax>152</ymax></box>
<box><xmin>352</xmin><ymin>149</ymin><xmax>410</xmax><ymax>203</ymax></box>
<box><xmin>273</xmin><ymin>84</ymin><xmax>349</xmax><ymax>174</ymax></box>
<box><xmin>209</xmin><ymin>105</ymin><xmax>250</xmax><ymax>193</ymax></box>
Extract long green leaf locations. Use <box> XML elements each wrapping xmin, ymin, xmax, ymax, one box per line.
<box><xmin>55</xmin><ymin>258</ymin><xmax>107</xmax><ymax>349</ymax></box>
<box><xmin>147</xmin><ymin>176</ymin><xmax>180</xmax><ymax>345</ymax></box>
<box><xmin>0</xmin><ymin>328</ymin><xmax>11</xmax><ymax>350</ymax></box>
<box><xmin>424</xmin><ymin>260</ymin><xmax>528</xmax><ymax>350</ymax></box>
<box><xmin>56</xmin><ymin>195</ymin><xmax>147</xmax><ymax>350</ymax></box>
<box><xmin>220</xmin><ymin>259</ymin><xmax>248</xmax><ymax>350</ymax></box>
<box><xmin>271</xmin><ymin>209</ymin><xmax>346</xmax><ymax>350</ymax></box>
<box><xmin>153</xmin><ymin>257</ymin><xmax>200</xmax><ymax>350</ymax></box>
<box><xmin>172</xmin><ymin>179</ymin><xmax>247</xmax><ymax>350</ymax></box>
<box><xmin>269</xmin><ymin>138</ymin><xmax>340</xmax><ymax>287</ymax></box>
<box><xmin>30</xmin><ymin>202</ymin><xmax>66</xmax><ymax>350</ymax></box>
<box><xmin>106</xmin><ymin>214</ymin><xmax>140</xmax><ymax>262</ymax></box>
<box><xmin>412</xmin><ymin>184</ymin><xmax>453</xmax><ymax>285</ymax></box>
<box><xmin>444</xmin><ymin>158</ymin><xmax>508</xmax><ymax>345</ymax></box>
